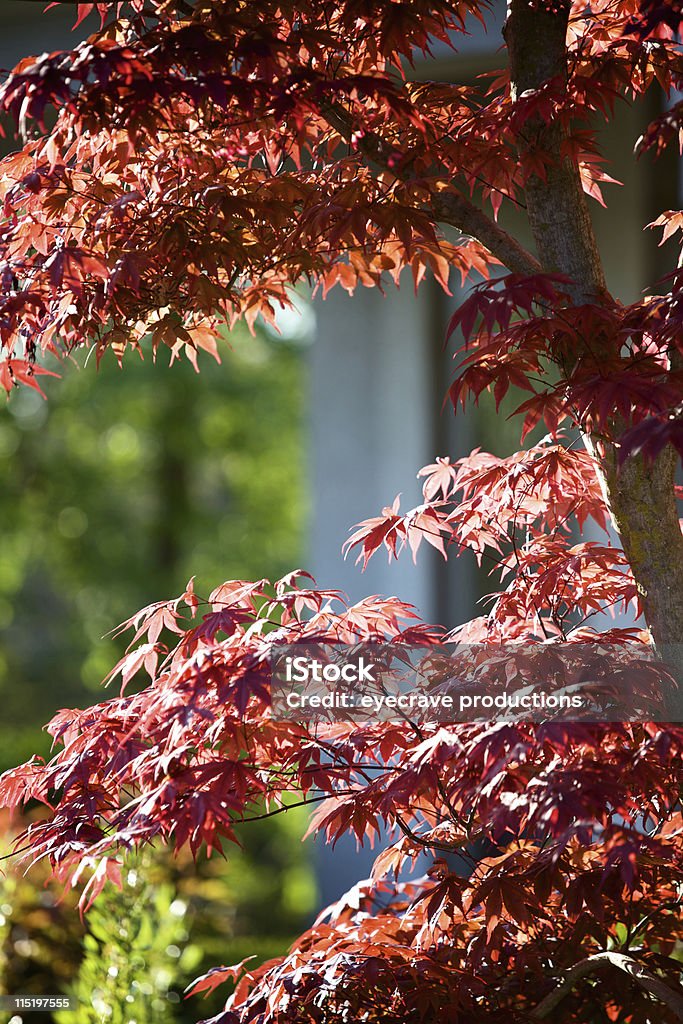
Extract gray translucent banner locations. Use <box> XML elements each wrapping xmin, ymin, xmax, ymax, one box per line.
<box><xmin>269</xmin><ymin>643</ymin><xmax>683</xmax><ymax>723</ymax></box>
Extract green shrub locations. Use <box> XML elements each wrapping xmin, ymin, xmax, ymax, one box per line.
<box><xmin>56</xmin><ymin>855</ymin><xmax>201</xmax><ymax>1024</ymax></box>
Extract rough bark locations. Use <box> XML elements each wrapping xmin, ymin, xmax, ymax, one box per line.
<box><xmin>505</xmin><ymin>0</ymin><xmax>683</xmax><ymax>698</ymax></box>
<box><xmin>505</xmin><ymin>1</ymin><xmax>607</xmax><ymax>303</ymax></box>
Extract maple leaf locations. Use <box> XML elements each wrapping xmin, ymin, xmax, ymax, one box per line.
<box><xmin>186</xmin><ymin>958</ymin><xmax>257</xmax><ymax>1000</ymax></box>
<box><xmin>0</xmin><ymin>359</ymin><xmax>59</xmax><ymax>398</ymax></box>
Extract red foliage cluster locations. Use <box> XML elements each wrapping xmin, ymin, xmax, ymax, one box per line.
<box><xmin>2</xmin><ymin>565</ymin><xmax>683</xmax><ymax>1021</ymax></box>
<box><xmin>445</xmin><ymin>274</ymin><xmax>683</xmax><ymax>453</ymax></box>
<box><xmin>347</xmin><ymin>437</ymin><xmax>637</xmax><ymax>640</ymax></box>
<box><xmin>0</xmin><ymin>0</ymin><xmax>677</xmax><ymax>390</ymax></box>
<box><xmin>1</xmin><ymin>1</ymin><xmax>683</xmax><ymax>1022</ymax></box>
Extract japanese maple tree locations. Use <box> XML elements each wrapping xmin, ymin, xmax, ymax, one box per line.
<box><xmin>2</xmin><ymin>0</ymin><xmax>683</xmax><ymax>1021</ymax></box>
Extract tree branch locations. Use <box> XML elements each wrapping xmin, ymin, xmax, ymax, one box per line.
<box><xmin>430</xmin><ymin>190</ymin><xmax>542</xmax><ymax>277</ymax></box>
<box><xmin>320</xmin><ymin>100</ymin><xmax>542</xmax><ymax>278</ymax></box>
<box><xmin>504</xmin><ymin>0</ymin><xmax>606</xmax><ymax>303</ymax></box>
<box><xmin>532</xmin><ymin>951</ymin><xmax>683</xmax><ymax>1020</ymax></box>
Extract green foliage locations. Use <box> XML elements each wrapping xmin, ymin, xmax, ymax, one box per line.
<box><xmin>55</xmin><ymin>854</ymin><xmax>200</xmax><ymax>1024</ymax></box>
<box><xmin>0</xmin><ymin>833</ymin><xmax>84</xmax><ymax>1009</ymax></box>
<box><xmin>0</xmin><ymin>324</ymin><xmax>315</xmax><ymax>1021</ymax></box>
<box><xmin>0</xmin><ymin>325</ymin><xmax>307</xmax><ymax>772</ymax></box>
<box><xmin>0</xmin><ymin>806</ymin><xmax>316</xmax><ymax>1024</ymax></box>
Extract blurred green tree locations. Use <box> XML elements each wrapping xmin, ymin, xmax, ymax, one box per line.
<box><xmin>0</xmin><ymin>323</ymin><xmax>316</xmax><ymax>1021</ymax></box>
<box><xmin>0</xmin><ymin>325</ymin><xmax>307</xmax><ymax>771</ymax></box>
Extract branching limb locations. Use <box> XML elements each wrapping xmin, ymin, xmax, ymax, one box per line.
<box><xmin>532</xmin><ymin>951</ymin><xmax>683</xmax><ymax>1020</ymax></box>
<box><xmin>320</xmin><ymin>100</ymin><xmax>542</xmax><ymax>277</ymax></box>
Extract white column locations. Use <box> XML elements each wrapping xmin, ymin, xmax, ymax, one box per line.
<box><xmin>309</xmin><ymin>278</ymin><xmax>439</xmax><ymax>622</ymax></box>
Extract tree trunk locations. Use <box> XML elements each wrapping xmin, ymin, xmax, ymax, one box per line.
<box><xmin>505</xmin><ymin>0</ymin><xmax>683</xmax><ymax>709</ymax></box>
